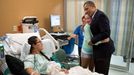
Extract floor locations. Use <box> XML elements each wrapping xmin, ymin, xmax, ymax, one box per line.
<box><xmin>71</xmin><ymin>45</ymin><xmax>134</xmax><ymax>75</ymax></box>
<box><xmin>109</xmin><ymin>55</ymin><xmax>134</xmax><ymax>75</ymax></box>
<box><xmin>109</xmin><ymin>63</ymin><xmax>134</xmax><ymax>75</ymax></box>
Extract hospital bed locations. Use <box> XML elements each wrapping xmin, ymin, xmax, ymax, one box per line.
<box><xmin>0</xmin><ymin>28</ymin><xmax>60</xmax><ymax>75</ymax></box>
<box><xmin>0</xmin><ymin>28</ymin><xmax>80</xmax><ymax>75</ymax></box>
<box><xmin>3</xmin><ymin>28</ymin><xmax>59</xmax><ymax>58</ymax></box>
<box><xmin>0</xmin><ymin>28</ymin><xmax>103</xmax><ymax>75</ymax></box>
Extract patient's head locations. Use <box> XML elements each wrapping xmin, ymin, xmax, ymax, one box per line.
<box><xmin>28</xmin><ymin>36</ymin><xmax>43</xmax><ymax>54</ymax></box>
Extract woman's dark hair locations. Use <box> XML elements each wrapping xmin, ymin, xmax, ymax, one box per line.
<box><xmin>28</xmin><ymin>36</ymin><xmax>50</xmax><ymax>61</ymax></box>
<box><xmin>28</xmin><ymin>36</ymin><xmax>38</xmax><ymax>54</ymax></box>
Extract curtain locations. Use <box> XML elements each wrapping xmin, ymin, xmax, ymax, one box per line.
<box><xmin>65</xmin><ymin>0</ymin><xmax>134</xmax><ymax>56</ymax></box>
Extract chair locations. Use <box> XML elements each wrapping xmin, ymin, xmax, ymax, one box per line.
<box><xmin>51</xmin><ymin>49</ymin><xmax>79</xmax><ymax>69</ymax></box>
<box><xmin>62</xmin><ymin>38</ymin><xmax>75</xmax><ymax>55</ymax></box>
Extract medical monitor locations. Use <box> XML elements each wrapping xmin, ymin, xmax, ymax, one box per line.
<box><xmin>50</xmin><ymin>15</ymin><xmax>60</xmax><ymax>27</ymax></box>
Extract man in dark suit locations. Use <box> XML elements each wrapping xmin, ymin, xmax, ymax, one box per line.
<box><xmin>83</xmin><ymin>1</ymin><xmax>115</xmax><ymax>75</ymax></box>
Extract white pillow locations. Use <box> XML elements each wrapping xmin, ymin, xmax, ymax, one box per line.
<box><xmin>41</xmin><ymin>39</ymin><xmax>56</xmax><ymax>58</ymax></box>
<box><xmin>20</xmin><ymin>43</ymin><xmax>31</xmax><ymax>61</ymax></box>
<box><xmin>4</xmin><ymin>32</ymin><xmax>41</xmax><ymax>56</ymax></box>
<box><xmin>21</xmin><ymin>39</ymin><xmax>56</xmax><ymax>60</ymax></box>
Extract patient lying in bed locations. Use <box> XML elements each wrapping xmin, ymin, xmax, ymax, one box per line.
<box><xmin>23</xmin><ymin>36</ymin><xmax>103</xmax><ymax>75</ymax></box>
<box><xmin>23</xmin><ymin>36</ymin><xmax>66</xmax><ymax>75</ymax></box>
<box><xmin>4</xmin><ymin>35</ymin><xmax>102</xmax><ymax>75</ymax></box>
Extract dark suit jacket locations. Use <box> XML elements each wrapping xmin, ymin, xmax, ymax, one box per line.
<box><xmin>90</xmin><ymin>9</ymin><xmax>115</xmax><ymax>58</ymax></box>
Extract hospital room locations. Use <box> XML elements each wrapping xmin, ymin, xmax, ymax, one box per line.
<box><xmin>0</xmin><ymin>0</ymin><xmax>134</xmax><ymax>75</ymax></box>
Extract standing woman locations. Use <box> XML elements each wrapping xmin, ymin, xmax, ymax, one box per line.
<box><xmin>81</xmin><ymin>14</ymin><xmax>94</xmax><ymax>71</ymax></box>
<box><xmin>67</xmin><ymin>16</ymin><xmax>86</xmax><ymax>65</ymax></box>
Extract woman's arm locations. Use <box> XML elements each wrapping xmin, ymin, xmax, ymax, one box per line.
<box><xmin>67</xmin><ymin>34</ymin><xmax>77</xmax><ymax>40</ymax></box>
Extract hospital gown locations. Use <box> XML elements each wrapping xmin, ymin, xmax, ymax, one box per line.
<box><xmin>24</xmin><ymin>54</ymin><xmax>49</xmax><ymax>74</ymax></box>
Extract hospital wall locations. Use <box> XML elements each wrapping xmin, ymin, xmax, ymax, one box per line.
<box><xmin>0</xmin><ymin>0</ymin><xmax>64</xmax><ymax>36</ymax></box>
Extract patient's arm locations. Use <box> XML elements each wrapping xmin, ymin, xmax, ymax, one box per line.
<box><xmin>26</xmin><ymin>68</ymin><xmax>40</xmax><ymax>75</ymax></box>
<box><xmin>60</xmin><ymin>68</ymin><xmax>69</xmax><ymax>74</ymax></box>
